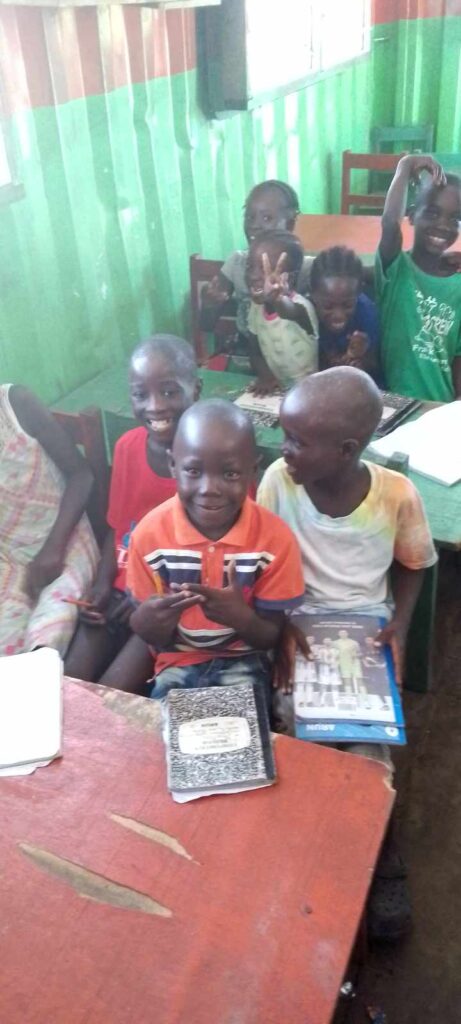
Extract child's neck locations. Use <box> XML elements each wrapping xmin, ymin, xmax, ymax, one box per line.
<box><xmin>303</xmin><ymin>461</ymin><xmax>371</xmax><ymax>518</ymax></box>
<box><xmin>146</xmin><ymin>435</ymin><xmax>171</xmax><ymax>478</ymax></box>
<box><xmin>411</xmin><ymin>244</ymin><xmax>454</xmax><ymax>278</ymax></box>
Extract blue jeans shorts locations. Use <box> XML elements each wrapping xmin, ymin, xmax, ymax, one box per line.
<box><xmin>151</xmin><ymin>653</ymin><xmax>272</xmax><ymax>709</ymax></box>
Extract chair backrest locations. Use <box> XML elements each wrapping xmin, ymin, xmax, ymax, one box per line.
<box><xmin>189</xmin><ymin>253</ymin><xmax>237</xmax><ymax>363</ymax></box>
<box><xmin>371</xmin><ymin>124</ymin><xmax>434</xmax><ymax>154</ymax></box>
<box><xmin>341</xmin><ymin>150</ymin><xmax>406</xmax><ymax>214</ymax></box>
<box><xmin>53</xmin><ymin>406</ymin><xmax>109</xmax><ymax>543</ymax></box>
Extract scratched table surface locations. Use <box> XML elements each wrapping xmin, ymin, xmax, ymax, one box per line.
<box><xmin>0</xmin><ymin>679</ymin><xmax>393</xmax><ymax>1024</ymax></box>
<box><xmin>54</xmin><ymin>366</ymin><xmax>461</xmax><ymax>548</ymax></box>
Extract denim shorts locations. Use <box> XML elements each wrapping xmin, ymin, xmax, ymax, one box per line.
<box><xmin>151</xmin><ymin>653</ymin><xmax>272</xmax><ymax>708</ymax></box>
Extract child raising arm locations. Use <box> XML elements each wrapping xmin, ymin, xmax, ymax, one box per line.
<box><xmin>376</xmin><ymin>155</ymin><xmax>461</xmax><ymax>401</ymax></box>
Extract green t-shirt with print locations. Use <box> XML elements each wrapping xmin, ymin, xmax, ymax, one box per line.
<box><xmin>375</xmin><ymin>250</ymin><xmax>461</xmax><ymax>401</ymax></box>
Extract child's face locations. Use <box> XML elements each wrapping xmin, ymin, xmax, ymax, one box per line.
<box><xmin>246</xmin><ymin>241</ymin><xmax>292</xmax><ymax>303</ymax></box>
<box><xmin>129</xmin><ymin>353</ymin><xmax>198</xmax><ymax>447</ymax></box>
<box><xmin>244</xmin><ymin>187</ymin><xmax>295</xmax><ymax>243</ymax></box>
<box><xmin>311</xmin><ymin>276</ymin><xmax>359</xmax><ymax>334</ymax></box>
<box><xmin>280</xmin><ymin>400</ymin><xmax>346</xmax><ymax>487</ymax></box>
<box><xmin>412</xmin><ymin>183</ymin><xmax>461</xmax><ymax>257</ymax></box>
<box><xmin>171</xmin><ymin>421</ymin><xmax>256</xmax><ymax>539</ymax></box>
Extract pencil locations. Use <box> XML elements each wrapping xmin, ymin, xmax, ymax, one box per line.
<box><xmin>62</xmin><ymin>597</ymin><xmax>94</xmax><ymax>608</ymax></box>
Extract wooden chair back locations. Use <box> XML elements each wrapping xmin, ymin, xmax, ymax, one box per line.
<box><xmin>341</xmin><ymin>151</ymin><xmax>406</xmax><ymax>214</ymax></box>
<box><xmin>190</xmin><ymin>253</ymin><xmax>237</xmax><ymax>364</ymax></box>
<box><xmin>53</xmin><ymin>406</ymin><xmax>109</xmax><ymax>544</ymax></box>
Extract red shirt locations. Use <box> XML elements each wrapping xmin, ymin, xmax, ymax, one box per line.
<box><xmin>107</xmin><ymin>427</ymin><xmax>177</xmax><ymax>590</ymax></box>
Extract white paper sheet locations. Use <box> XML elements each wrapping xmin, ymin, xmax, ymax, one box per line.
<box><xmin>0</xmin><ymin>648</ymin><xmax>63</xmax><ymax>771</ymax></box>
<box><xmin>369</xmin><ymin>402</ymin><xmax>461</xmax><ymax>486</ymax></box>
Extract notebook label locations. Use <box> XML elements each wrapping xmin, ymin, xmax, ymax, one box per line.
<box><xmin>178</xmin><ymin>717</ymin><xmax>251</xmax><ymax>756</ymax></box>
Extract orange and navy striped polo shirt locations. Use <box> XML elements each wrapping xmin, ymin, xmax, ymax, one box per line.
<box><xmin>127</xmin><ymin>495</ymin><xmax>305</xmax><ymax>673</ymax></box>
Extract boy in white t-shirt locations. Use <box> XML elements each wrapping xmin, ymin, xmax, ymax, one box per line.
<box><xmin>257</xmin><ymin>366</ymin><xmax>437</xmax><ymax>941</ymax></box>
<box><xmin>246</xmin><ymin>231</ymin><xmax>318</xmax><ymax>394</ymax></box>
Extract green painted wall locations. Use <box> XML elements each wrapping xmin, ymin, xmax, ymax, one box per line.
<box><xmin>1</xmin><ymin>12</ymin><xmax>460</xmax><ymax>404</ymax></box>
<box><xmin>0</xmin><ymin>56</ymin><xmax>371</xmax><ymax>403</ymax></box>
<box><xmin>371</xmin><ymin>15</ymin><xmax>461</xmax><ymax>148</ymax></box>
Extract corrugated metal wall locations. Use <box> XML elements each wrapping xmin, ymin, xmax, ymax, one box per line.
<box><xmin>0</xmin><ymin>3</ymin><xmax>459</xmax><ymax>402</ymax></box>
<box><xmin>372</xmin><ymin>3</ymin><xmax>461</xmax><ymax>147</ymax></box>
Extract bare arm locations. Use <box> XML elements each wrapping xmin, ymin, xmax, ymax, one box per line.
<box><xmin>452</xmin><ymin>356</ymin><xmax>461</xmax><ymax>398</ymax></box>
<box><xmin>270</xmin><ymin>296</ymin><xmax>316</xmax><ymax>334</ymax></box>
<box><xmin>376</xmin><ymin>562</ymin><xmax>426</xmax><ymax>682</ymax></box>
<box><xmin>10</xmin><ymin>386</ymin><xmax>94</xmax><ymax>598</ymax></box>
<box><xmin>380</xmin><ymin>155</ymin><xmax>446</xmax><ymax>269</ymax></box>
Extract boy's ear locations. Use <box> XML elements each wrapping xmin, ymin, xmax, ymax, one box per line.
<box><xmin>253</xmin><ymin>453</ymin><xmax>262</xmax><ymax>476</ymax></box>
<box><xmin>167</xmin><ymin>451</ymin><xmax>176</xmax><ymax>477</ymax></box>
<box><xmin>287</xmin><ymin>215</ymin><xmax>296</xmax><ymax>231</ymax></box>
<box><xmin>342</xmin><ymin>438</ymin><xmax>360</xmax><ymax>460</ymax></box>
<box><xmin>193</xmin><ymin>377</ymin><xmax>203</xmax><ymax>401</ymax></box>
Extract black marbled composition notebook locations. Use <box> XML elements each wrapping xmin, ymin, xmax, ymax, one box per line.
<box><xmin>165</xmin><ymin>682</ymin><xmax>276</xmax><ymax>795</ymax></box>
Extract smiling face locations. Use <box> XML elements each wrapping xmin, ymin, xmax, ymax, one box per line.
<box><xmin>129</xmin><ymin>351</ymin><xmax>198</xmax><ymax>449</ymax></box>
<box><xmin>412</xmin><ymin>183</ymin><xmax>461</xmax><ymax>259</ymax></box>
<box><xmin>171</xmin><ymin>410</ymin><xmax>257</xmax><ymax>539</ymax></box>
<box><xmin>244</xmin><ymin>186</ymin><xmax>295</xmax><ymax>244</ymax></box>
<box><xmin>311</xmin><ymin>275</ymin><xmax>359</xmax><ymax>334</ymax></box>
<box><xmin>280</xmin><ymin>398</ymin><xmax>347</xmax><ymax>488</ymax></box>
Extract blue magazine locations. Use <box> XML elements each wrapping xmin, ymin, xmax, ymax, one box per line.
<box><xmin>293</xmin><ymin>614</ymin><xmax>406</xmax><ymax>746</ymax></box>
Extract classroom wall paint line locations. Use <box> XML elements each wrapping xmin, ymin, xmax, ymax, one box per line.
<box><xmin>0</xmin><ymin>5</ymin><xmax>459</xmax><ymax>403</ymax></box>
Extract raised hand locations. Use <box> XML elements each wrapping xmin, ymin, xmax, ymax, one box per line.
<box><xmin>260</xmin><ymin>251</ymin><xmax>290</xmax><ymax>305</ymax></box>
<box><xmin>202</xmin><ymin>275</ymin><xmax>231</xmax><ymax>308</ymax></box>
<box><xmin>403</xmin><ymin>154</ymin><xmax>446</xmax><ymax>186</ymax></box>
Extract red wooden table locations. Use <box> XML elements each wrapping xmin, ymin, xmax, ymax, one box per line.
<box><xmin>297</xmin><ymin>213</ymin><xmax>461</xmax><ymax>258</ymax></box>
<box><xmin>0</xmin><ymin>680</ymin><xmax>394</xmax><ymax>1024</ymax></box>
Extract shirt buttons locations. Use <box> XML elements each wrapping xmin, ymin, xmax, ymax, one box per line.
<box><xmin>208</xmin><ymin>545</ymin><xmax>215</xmax><ymax>553</ymax></box>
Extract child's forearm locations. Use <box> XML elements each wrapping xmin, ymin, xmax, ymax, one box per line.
<box><xmin>229</xmin><ymin>604</ymin><xmax>283</xmax><ymax>650</ymax></box>
<box><xmin>248</xmin><ymin>332</ymin><xmax>277</xmax><ymax>384</ymax></box>
<box><xmin>271</xmin><ymin>297</ymin><xmax>315</xmax><ymax>335</ymax></box>
<box><xmin>42</xmin><ymin>464</ymin><xmax>94</xmax><ymax>558</ymax></box>
<box><xmin>380</xmin><ymin>157</ymin><xmax>412</xmax><ymax>267</ymax></box>
<box><xmin>452</xmin><ymin>356</ymin><xmax>461</xmax><ymax>398</ymax></box>
<box><xmin>93</xmin><ymin>528</ymin><xmax>118</xmax><ymax>589</ymax></box>
<box><xmin>391</xmin><ymin>562</ymin><xmax>426</xmax><ymax>640</ymax></box>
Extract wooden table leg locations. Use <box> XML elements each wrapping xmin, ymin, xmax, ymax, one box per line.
<box><xmin>405</xmin><ymin>561</ymin><xmax>438</xmax><ymax>693</ymax></box>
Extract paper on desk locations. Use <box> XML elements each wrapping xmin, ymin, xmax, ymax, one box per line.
<box><xmin>369</xmin><ymin>402</ymin><xmax>461</xmax><ymax>486</ymax></box>
<box><xmin>0</xmin><ymin>647</ymin><xmax>63</xmax><ymax>772</ymax></box>
<box><xmin>172</xmin><ymin>780</ymin><xmax>274</xmax><ymax>803</ymax></box>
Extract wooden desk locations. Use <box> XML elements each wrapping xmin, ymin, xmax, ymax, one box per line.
<box><xmin>296</xmin><ymin>214</ymin><xmax>461</xmax><ymax>262</ymax></box>
<box><xmin>0</xmin><ymin>680</ymin><xmax>394</xmax><ymax>1024</ymax></box>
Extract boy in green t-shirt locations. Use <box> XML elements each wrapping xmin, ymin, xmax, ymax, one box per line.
<box><xmin>376</xmin><ymin>155</ymin><xmax>461</xmax><ymax>401</ymax></box>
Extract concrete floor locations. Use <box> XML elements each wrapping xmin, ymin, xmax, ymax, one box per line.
<box><xmin>346</xmin><ymin>553</ymin><xmax>461</xmax><ymax>1024</ymax></box>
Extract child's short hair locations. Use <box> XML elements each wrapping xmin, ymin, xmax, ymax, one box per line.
<box><xmin>252</xmin><ymin>229</ymin><xmax>304</xmax><ymax>276</ymax></box>
<box><xmin>310</xmin><ymin>246</ymin><xmax>363</xmax><ymax>291</ymax></box>
<box><xmin>246</xmin><ymin>180</ymin><xmax>300</xmax><ymax>218</ymax></box>
<box><xmin>131</xmin><ymin>334</ymin><xmax>197</xmax><ymax>381</ymax></box>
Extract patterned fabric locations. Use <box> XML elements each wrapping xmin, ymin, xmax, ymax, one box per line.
<box><xmin>257</xmin><ymin>457</ymin><xmax>437</xmax><ymax>616</ymax></box>
<box><xmin>127</xmin><ymin>494</ymin><xmax>305</xmax><ymax>674</ymax></box>
<box><xmin>0</xmin><ymin>385</ymin><xmax>98</xmax><ymax>657</ymax></box>
<box><xmin>375</xmin><ymin>249</ymin><xmax>461</xmax><ymax>401</ymax></box>
<box><xmin>248</xmin><ymin>292</ymin><xmax>319</xmax><ymax>386</ymax></box>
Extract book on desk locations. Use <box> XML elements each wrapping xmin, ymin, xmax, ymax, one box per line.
<box><xmin>293</xmin><ymin>613</ymin><xmax>406</xmax><ymax>746</ymax></box>
<box><xmin>165</xmin><ymin>680</ymin><xmax>276</xmax><ymax>801</ymax></box>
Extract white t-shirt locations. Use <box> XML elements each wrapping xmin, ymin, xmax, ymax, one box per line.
<box><xmin>248</xmin><ymin>293</ymin><xmax>319</xmax><ymax>386</ymax></box>
<box><xmin>257</xmin><ymin>458</ymin><xmax>437</xmax><ymax>615</ymax></box>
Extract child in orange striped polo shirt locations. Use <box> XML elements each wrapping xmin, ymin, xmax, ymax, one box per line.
<box><xmin>127</xmin><ymin>399</ymin><xmax>305</xmax><ymax>704</ymax></box>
